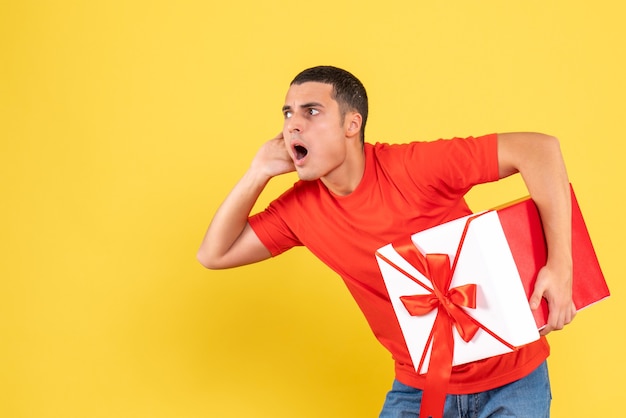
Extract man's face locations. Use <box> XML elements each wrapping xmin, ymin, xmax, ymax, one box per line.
<box><xmin>282</xmin><ymin>81</ymin><xmax>350</xmax><ymax>182</ymax></box>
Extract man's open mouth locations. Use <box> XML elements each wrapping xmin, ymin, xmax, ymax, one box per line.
<box><xmin>294</xmin><ymin>144</ymin><xmax>308</xmax><ymax>161</ymax></box>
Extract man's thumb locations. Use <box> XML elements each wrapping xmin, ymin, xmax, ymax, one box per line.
<box><xmin>529</xmin><ymin>290</ymin><xmax>543</xmax><ymax>310</ymax></box>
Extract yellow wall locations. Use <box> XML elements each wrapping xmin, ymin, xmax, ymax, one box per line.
<box><xmin>1</xmin><ymin>1</ymin><xmax>624</xmax><ymax>417</ymax></box>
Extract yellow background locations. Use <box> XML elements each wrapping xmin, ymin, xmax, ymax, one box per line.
<box><xmin>1</xmin><ymin>1</ymin><xmax>624</xmax><ymax>417</ymax></box>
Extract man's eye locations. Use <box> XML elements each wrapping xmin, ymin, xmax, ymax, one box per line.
<box><xmin>284</xmin><ymin>111</ymin><xmax>293</xmax><ymax>119</ymax></box>
<box><xmin>308</xmin><ymin>108</ymin><xmax>319</xmax><ymax>116</ymax></box>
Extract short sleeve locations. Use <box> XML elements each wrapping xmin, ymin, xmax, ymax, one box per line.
<box><xmin>248</xmin><ymin>189</ymin><xmax>303</xmax><ymax>257</ymax></box>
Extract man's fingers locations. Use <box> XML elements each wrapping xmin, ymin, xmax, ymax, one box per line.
<box><xmin>540</xmin><ymin>300</ymin><xmax>576</xmax><ymax>336</ymax></box>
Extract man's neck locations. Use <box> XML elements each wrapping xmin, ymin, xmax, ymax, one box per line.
<box><xmin>321</xmin><ymin>145</ymin><xmax>366</xmax><ymax>196</ymax></box>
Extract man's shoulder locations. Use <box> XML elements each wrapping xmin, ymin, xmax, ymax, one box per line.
<box><xmin>366</xmin><ymin>135</ymin><xmax>496</xmax><ymax>159</ymax></box>
<box><xmin>365</xmin><ymin>139</ymin><xmax>441</xmax><ymax>163</ymax></box>
<box><xmin>366</xmin><ymin>138</ymin><xmax>446</xmax><ymax>153</ymax></box>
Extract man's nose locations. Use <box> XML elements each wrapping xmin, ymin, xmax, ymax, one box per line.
<box><xmin>286</xmin><ymin>113</ymin><xmax>303</xmax><ymax>133</ymax></box>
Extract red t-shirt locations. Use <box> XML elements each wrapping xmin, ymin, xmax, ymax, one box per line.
<box><xmin>249</xmin><ymin>134</ymin><xmax>549</xmax><ymax>394</ymax></box>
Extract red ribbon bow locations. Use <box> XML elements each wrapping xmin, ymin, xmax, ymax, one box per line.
<box><xmin>398</xmin><ymin>252</ymin><xmax>479</xmax><ymax>343</ymax></box>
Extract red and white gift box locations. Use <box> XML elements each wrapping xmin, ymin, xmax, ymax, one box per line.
<box><xmin>375</xmin><ymin>186</ymin><xmax>609</xmax><ymax>418</ymax></box>
<box><xmin>376</xmin><ymin>209</ymin><xmax>540</xmax><ymax>374</ymax></box>
<box><xmin>375</xmin><ymin>185</ymin><xmax>608</xmax><ymax>373</ymax></box>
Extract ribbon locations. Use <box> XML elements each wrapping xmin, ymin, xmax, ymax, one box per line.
<box><xmin>376</xmin><ymin>213</ymin><xmax>518</xmax><ymax>418</ymax></box>
<box><xmin>393</xmin><ymin>238</ymin><xmax>478</xmax><ymax>418</ymax></box>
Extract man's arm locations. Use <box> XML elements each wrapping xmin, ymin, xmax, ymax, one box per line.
<box><xmin>197</xmin><ymin>133</ymin><xmax>295</xmax><ymax>269</ymax></box>
<box><xmin>497</xmin><ymin>132</ymin><xmax>576</xmax><ymax>335</ymax></box>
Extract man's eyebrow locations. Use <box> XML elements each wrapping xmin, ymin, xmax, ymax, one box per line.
<box><xmin>300</xmin><ymin>102</ymin><xmax>324</xmax><ymax>108</ymax></box>
<box><xmin>282</xmin><ymin>102</ymin><xmax>325</xmax><ymax>112</ymax></box>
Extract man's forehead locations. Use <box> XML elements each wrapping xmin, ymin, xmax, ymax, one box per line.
<box><xmin>284</xmin><ymin>81</ymin><xmax>334</xmax><ymax>103</ymax></box>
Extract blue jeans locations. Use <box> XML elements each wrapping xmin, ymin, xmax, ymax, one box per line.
<box><xmin>379</xmin><ymin>361</ymin><xmax>551</xmax><ymax>418</ymax></box>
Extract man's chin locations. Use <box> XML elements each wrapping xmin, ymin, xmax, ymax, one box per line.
<box><xmin>295</xmin><ymin>169</ymin><xmax>318</xmax><ymax>182</ymax></box>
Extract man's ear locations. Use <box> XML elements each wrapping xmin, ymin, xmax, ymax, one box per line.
<box><xmin>345</xmin><ymin>112</ymin><xmax>363</xmax><ymax>138</ymax></box>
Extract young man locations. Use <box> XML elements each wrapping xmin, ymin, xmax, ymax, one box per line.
<box><xmin>197</xmin><ymin>66</ymin><xmax>576</xmax><ymax>417</ymax></box>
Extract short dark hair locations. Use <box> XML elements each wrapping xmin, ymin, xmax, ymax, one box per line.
<box><xmin>291</xmin><ymin>66</ymin><xmax>368</xmax><ymax>143</ymax></box>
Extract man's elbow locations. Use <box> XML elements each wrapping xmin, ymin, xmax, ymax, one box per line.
<box><xmin>536</xmin><ymin>133</ymin><xmax>560</xmax><ymax>149</ymax></box>
<box><xmin>196</xmin><ymin>234</ymin><xmax>271</xmax><ymax>270</ymax></box>
<box><xmin>196</xmin><ymin>250</ymin><xmax>225</xmax><ymax>270</ymax></box>
<box><xmin>498</xmin><ymin>132</ymin><xmax>562</xmax><ymax>177</ymax></box>
<box><xmin>533</xmin><ymin>134</ymin><xmax>564</xmax><ymax>162</ymax></box>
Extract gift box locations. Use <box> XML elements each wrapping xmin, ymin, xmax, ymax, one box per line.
<box><xmin>375</xmin><ymin>185</ymin><xmax>608</xmax><ymax>374</ymax></box>
<box><xmin>375</xmin><ymin>210</ymin><xmax>540</xmax><ymax>375</ymax></box>
<box><xmin>375</xmin><ymin>185</ymin><xmax>608</xmax><ymax>418</ymax></box>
